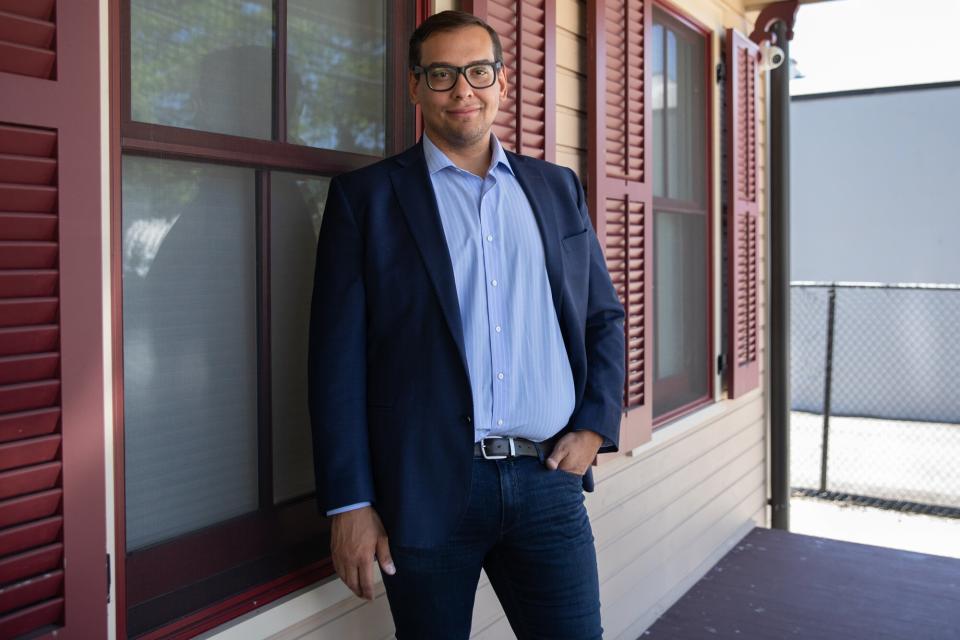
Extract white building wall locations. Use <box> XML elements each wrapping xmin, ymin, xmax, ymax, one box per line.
<box><xmin>790</xmin><ymin>83</ymin><xmax>960</xmax><ymax>285</ymax></box>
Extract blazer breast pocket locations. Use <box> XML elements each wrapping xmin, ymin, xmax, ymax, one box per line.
<box><xmin>561</xmin><ymin>228</ymin><xmax>588</xmax><ymax>252</ymax></box>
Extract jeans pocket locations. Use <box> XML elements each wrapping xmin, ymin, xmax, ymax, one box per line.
<box><xmin>556</xmin><ymin>468</ymin><xmax>584</xmax><ymax>482</ymax></box>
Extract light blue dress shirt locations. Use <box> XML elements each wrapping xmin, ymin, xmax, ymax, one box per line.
<box><xmin>423</xmin><ymin>133</ymin><xmax>575</xmax><ymax>441</ymax></box>
<box><xmin>327</xmin><ymin>134</ymin><xmax>576</xmax><ymax>516</ymax></box>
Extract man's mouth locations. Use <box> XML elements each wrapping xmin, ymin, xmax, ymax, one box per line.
<box><xmin>446</xmin><ymin>106</ymin><xmax>482</xmax><ymax>117</ymax></box>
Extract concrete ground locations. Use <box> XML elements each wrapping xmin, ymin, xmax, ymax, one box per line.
<box><xmin>789</xmin><ymin>495</ymin><xmax>960</xmax><ymax>559</ymax></box>
<box><xmin>791</xmin><ymin>411</ymin><xmax>960</xmax><ymax>507</ymax></box>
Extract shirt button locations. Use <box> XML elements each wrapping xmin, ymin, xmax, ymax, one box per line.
<box><xmin>497</xmin><ymin>419</ymin><xmax>504</xmax><ymax>426</ymax></box>
<box><xmin>497</xmin><ymin>372</ymin><xmax>504</xmax><ymax>380</ymax></box>
<box><xmin>486</xmin><ymin>235</ymin><xmax>494</xmax><ymax>242</ymax></box>
<box><xmin>495</xmin><ymin>325</ymin><xmax>502</xmax><ymax>333</ymax></box>
<box><xmin>491</xmin><ymin>279</ymin><xmax>498</xmax><ymax>287</ymax></box>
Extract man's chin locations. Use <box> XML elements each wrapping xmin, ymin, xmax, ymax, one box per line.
<box><xmin>438</xmin><ymin>125</ymin><xmax>491</xmax><ymax>150</ymax></box>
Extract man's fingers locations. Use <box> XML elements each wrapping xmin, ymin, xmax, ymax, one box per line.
<box><xmin>359</xmin><ymin>558</ymin><xmax>376</xmax><ymax>600</ymax></box>
<box><xmin>342</xmin><ymin>564</ymin><xmax>361</xmax><ymax>599</ymax></box>
<box><xmin>376</xmin><ymin>537</ymin><xmax>396</xmax><ymax>576</ymax></box>
<box><xmin>546</xmin><ymin>451</ymin><xmax>567</xmax><ymax>471</ymax></box>
<box><xmin>545</xmin><ymin>446</ymin><xmax>566</xmax><ymax>470</ymax></box>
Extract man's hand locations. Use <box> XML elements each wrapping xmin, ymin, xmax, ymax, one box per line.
<box><xmin>330</xmin><ymin>506</ymin><xmax>395</xmax><ymax>601</ymax></box>
<box><xmin>545</xmin><ymin>430</ymin><xmax>604</xmax><ymax>476</ymax></box>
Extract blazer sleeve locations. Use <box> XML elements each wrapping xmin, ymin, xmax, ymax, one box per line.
<box><xmin>308</xmin><ymin>176</ymin><xmax>376</xmax><ymax>513</ymax></box>
<box><xmin>566</xmin><ymin>168</ymin><xmax>626</xmax><ymax>453</ymax></box>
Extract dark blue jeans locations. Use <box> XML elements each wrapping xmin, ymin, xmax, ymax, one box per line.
<box><xmin>381</xmin><ymin>455</ymin><xmax>603</xmax><ymax>639</ymax></box>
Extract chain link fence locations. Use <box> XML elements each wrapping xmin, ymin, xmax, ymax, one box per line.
<box><xmin>790</xmin><ymin>282</ymin><xmax>960</xmax><ymax>515</ymax></box>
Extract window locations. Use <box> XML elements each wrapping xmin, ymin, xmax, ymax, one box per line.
<box><xmin>589</xmin><ymin>0</ymin><xmax>728</xmax><ymax>450</ymax></box>
<box><xmin>117</xmin><ymin>1</ymin><xmax>416</xmax><ymax>635</ymax></box>
<box><xmin>651</xmin><ymin>8</ymin><xmax>712</xmax><ymax>422</ymax></box>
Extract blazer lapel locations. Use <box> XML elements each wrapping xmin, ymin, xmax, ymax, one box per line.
<box><xmin>389</xmin><ymin>145</ymin><xmax>469</xmax><ymax>375</ymax></box>
<box><xmin>508</xmin><ymin>153</ymin><xmax>566</xmax><ymax>322</ymax></box>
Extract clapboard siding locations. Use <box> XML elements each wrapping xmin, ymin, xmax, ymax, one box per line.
<box><xmin>612</xmin><ymin>506</ymin><xmax>765</xmax><ymax>640</ymax></box>
<box><xmin>590</xmin><ymin>394</ymin><xmax>764</xmax><ymax>514</ymax></box>
<box><xmin>554</xmin><ymin>0</ymin><xmax>586</xmax><ymax>178</ymax></box>
<box><xmin>202</xmin><ymin>0</ymin><xmax>769</xmax><ymax>636</ymax></box>
<box><xmin>594</xmin><ymin>415</ymin><xmax>764</xmax><ymax>562</ymax></box>
<box><xmin>600</xmin><ymin>458</ymin><xmax>766</xmax><ymax>637</ymax></box>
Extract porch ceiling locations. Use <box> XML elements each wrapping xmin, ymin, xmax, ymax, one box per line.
<box><xmin>745</xmin><ymin>0</ymin><xmax>836</xmax><ymax>11</ymax></box>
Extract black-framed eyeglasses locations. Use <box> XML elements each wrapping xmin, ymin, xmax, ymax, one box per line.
<box><xmin>412</xmin><ymin>61</ymin><xmax>503</xmax><ymax>92</ymax></box>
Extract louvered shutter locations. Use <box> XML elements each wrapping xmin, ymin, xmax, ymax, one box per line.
<box><xmin>0</xmin><ymin>0</ymin><xmax>56</xmax><ymax>80</ymax></box>
<box><xmin>725</xmin><ymin>28</ymin><xmax>760</xmax><ymax>398</ymax></box>
<box><xmin>465</xmin><ymin>0</ymin><xmax>556</xmax><ymax>161</ymax></box>
<box><xmin>0</xmin><ymin>124</ymin><xmax>64</xmax><ymax>639</ymax></box>
<box><xmin>0</xmin><ymin>1</ymin><xmax>107</xmax><ymax>637</ymax></box>
<box><xmin>588</xmin><ymin>0</ymin><xmax>653</xmax><ymax>451</ymax></box>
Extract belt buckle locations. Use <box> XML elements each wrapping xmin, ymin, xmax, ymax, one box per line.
<box><xmin>480</xmin><ymin>437</ymin><xmax>516</xmax><ymax>460</ymax></box>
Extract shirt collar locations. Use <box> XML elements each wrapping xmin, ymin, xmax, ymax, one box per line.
<box><xmin>422</xmin><ymin>132</ymin><xmax>515</xmax><ymax>177</ymax></box>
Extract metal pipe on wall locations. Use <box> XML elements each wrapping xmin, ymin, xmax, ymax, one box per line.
<box><xmin>768</xmin><ymin>17</ymin><xmax>792</xmax><ymax>530</ymax></box>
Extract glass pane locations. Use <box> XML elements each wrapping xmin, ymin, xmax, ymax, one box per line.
<box><xmin>653</xmin><ymin>211</ymin><xmax>708</xmax><ymax>418</ymax></box>
<box><xmin>287</xmin><ymin>0</ymin><xmax>386</xmax><ymax>154</ymax></box>
<box><xmin>652</xmin><ymin>24</ymin><xmax>666</xmax><ymax>198</ymax></box>
<box><xmin>663</xmin><ymin>25</ymin><xmax>706</xmax><ymax>205</ymax></box>
<box><xmin>130</xmin><ymin>0</ymin><xmax>273</xmax><ymax>139</ymax></box>
<box><xmin>270</xmin><ymin>172</ymin><xmax>330</xmax><ymax>503</ymax></box>
<box><xmin>122</xmin><ymin>156</ymin><xmax>258</xmax><ymax>550</ymax></box>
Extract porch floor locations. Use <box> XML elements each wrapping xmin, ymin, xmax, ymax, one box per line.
<box><xmin>643</xmin><ymin>526</ymin><xmax>960</xmax><ymax>639</ymax></box>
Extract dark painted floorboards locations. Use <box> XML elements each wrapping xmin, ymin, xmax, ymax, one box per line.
<box><xmin>643</xmin><ymin>527</ymin><xmax>960</xmax><ymax>639</ymax></box>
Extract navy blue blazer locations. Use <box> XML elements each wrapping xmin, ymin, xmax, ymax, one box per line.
<box><xmin>308</xmin><ymin>142</ymin><xmax>625</xmax><ymax>548</ymax></box>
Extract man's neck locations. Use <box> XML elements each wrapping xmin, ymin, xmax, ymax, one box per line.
<box><xmin>425</xmin><ymin>131</ymin><xmax>493</xmax><ymax>177</ymax></box>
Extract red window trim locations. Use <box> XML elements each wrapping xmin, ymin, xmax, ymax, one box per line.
<box><xmin>108</xmin><ymin>0</ymin><xmax>426</xmax><ymax>637</ymax></box>
<box><xmin>135</xmin><ymin>562</ymin><xmax>333</xmax><ymax>640</ymax></box>
<box><xmin>649</xmin><ymin>0</ymin><xmax>715</xmax><ymax>429</ymax></box>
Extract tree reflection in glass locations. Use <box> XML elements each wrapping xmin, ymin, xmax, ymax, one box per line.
<box><xmin>287</xmin><ymin>0</ymin><xmax>386</xmax><ymax>155</ymax></box>
<box><xmin>131</xmin><ymin>0</ymin><xmax>273</xmax><ymax>139</ymax></box>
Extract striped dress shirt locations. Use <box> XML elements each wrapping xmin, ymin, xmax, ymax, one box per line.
<box><xmin>423</xmin><ymin>133</ymin><xmax>575</xmax><ymax>442</ymax></box>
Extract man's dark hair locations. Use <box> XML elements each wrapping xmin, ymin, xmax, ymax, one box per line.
<box><xmin>408</xmin><ymin>10</ymin><xmax>503</xmax><ymax>70</ymax></box>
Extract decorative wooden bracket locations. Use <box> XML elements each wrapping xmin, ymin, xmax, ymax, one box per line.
<box><xmin>749</xmin><ymin>0</ymin><xmax>799</xmax><ymax>46</ymax></box>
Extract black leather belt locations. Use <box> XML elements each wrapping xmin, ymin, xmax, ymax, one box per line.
<box><xmin>473</xmin><ymin>436</ymin><xmax>548</xmax><ymax>460</ymax></box>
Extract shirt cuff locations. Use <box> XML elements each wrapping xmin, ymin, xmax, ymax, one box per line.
<box><xmin>326</xmin><ymin>501</ymin><xmax>372</xmax><ymax>516</ymax></box>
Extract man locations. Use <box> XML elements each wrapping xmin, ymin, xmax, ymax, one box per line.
<box><xmin>309</xmin><ymin>10</ymin><xmax>624</xmax><ymax>639</ymax></box>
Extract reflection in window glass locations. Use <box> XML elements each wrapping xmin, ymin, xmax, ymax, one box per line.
<box><xmin>653</xmin><ymin>211</ymin><xmax>708</xmax><ymax>418</ymax></box>
<box><xmin>287</xmin><ymin>0</ymin><xmax>386</xmax><ymax>155</ymax></box>
<box><xmin>270</xmin><ymin>172</ymin><xmax>330</xmax><ymax>503</ymax></box>
<box><xmin>652</xmin><ymin>13</ymin><xmax>706</xmax><ymax>206</ymax></box>
<box><xmin>130</xmin><ymin>0</ymin><xmax>273</xmax><ymax>139</ymax></box>
<box><xmin>652</xmin><ymin>24</ymin><xmax>665</xmax><ymax>198</ymax></box>
<box><xmin>122</xmin><ymin>156</ymin><xmax>258</xmax><ymax>550</ymax></box>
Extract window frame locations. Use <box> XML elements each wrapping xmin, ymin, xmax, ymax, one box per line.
<box><xmin>650</xmin><ymin>1</ymin><xmax>716</xmax><ymax>428</ymax></box>
<box><xmin>109</xmin><ymin>1</ymin><xmax>422</xmax><ymax>636</ymax></box>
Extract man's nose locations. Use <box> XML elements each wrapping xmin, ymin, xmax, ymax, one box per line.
<box><xmin>450</xmin><ymin>71</ymin><xmax>475</xmax><ymax>98</ymax></box>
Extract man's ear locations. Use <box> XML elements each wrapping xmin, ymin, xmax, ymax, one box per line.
<box><xmin>497</xmin><ymin>66</ymin><xmax>509</xmax><ymax>102</ymax></box>
<box><xmin>408</xmin><ymin>70</ymin><xmax>421</xmax><ymax>105</ymax></box>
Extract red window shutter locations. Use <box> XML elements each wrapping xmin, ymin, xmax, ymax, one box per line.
<box><xmin>0</xmin><ymin>1</ymin><xmax>107</xmax><ymax>637</ymax></box>
<box><xmin>588</xmin><ymin>0</ymin><xmax>653</xmax><ymax>452</ymax></box>
<box><xmin>0</xmin><ymin>119</ymin><xmax>65</xmax><ymax>640</ymax></box>
<box><xmin>465</xmin><ymin>0</ymin><xmax>556</xmax><ymax>161</ymax></box>
<box><xmin>725</xmin><ymin>28</ymin><xmax>761</xmax><ymax>398</ymax></box>
<box><xmin>0</xmin><ymin>0</ymin><xmax>56</xmax><ymax>80</ymax></box>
